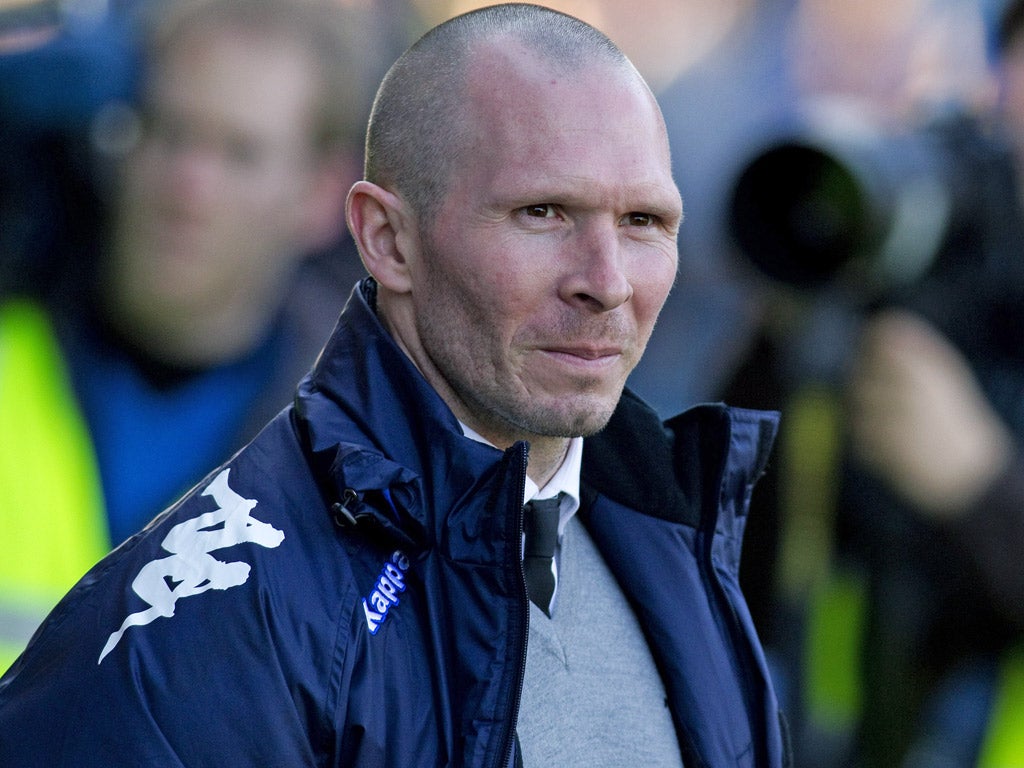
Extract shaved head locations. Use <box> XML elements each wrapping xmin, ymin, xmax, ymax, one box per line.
<box><xmin>364</xmin><ymin>3</ymin><xmax>640</xmax><ymax>225</ymax></box>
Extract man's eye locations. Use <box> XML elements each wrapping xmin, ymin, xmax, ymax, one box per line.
<box><xmin>523</xmin><ymin>204</ymin><xmax>556</xmax><ymax>218</ymax></box>
<box><xmin>625</xmin><ymin>212</ymin><xmax>655</xmax><ymax>227</ymax></box>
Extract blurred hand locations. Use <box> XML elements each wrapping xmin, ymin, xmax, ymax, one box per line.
<box><xmin>847</xmin><ymin>309</ymin><xmax>1014</xmax><ymax>518</ymax></box>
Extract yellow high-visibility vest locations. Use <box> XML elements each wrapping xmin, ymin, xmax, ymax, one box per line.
<box><xmin>977</xmin><ymin>644</ymin><xmax>1024</xmax><ymax>767</ymax></box>
<box><xmin>783</xmin><ymin>385</ymin><xmax>1024</xmax><ymax>765</ymax></box>
<box><xmin>0</xmin><ymin>299</ymin><xmax>109</xmax><ymax>672</ymax></box>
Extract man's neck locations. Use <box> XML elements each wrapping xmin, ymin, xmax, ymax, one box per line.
<box><xmin>458</xmin><ymin>421</ymin><xmax>573</xmax><ymax>491</ymax></box>
<box><xmin>524</xmin><ymin>435</ymin><xmax>571</xmax><ymax>489</ymax></box>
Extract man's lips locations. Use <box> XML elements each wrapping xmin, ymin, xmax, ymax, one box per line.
<box><xmin>537</xmin><ymin>344</ymin><xmax>625</xmax><ymax>371</ymax></box>
<box><xmin>544</xmin><ymin>344</ymin><xmax>621</xmax><ymax>360</ymax></box>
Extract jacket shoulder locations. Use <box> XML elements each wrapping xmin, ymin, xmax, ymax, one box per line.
<box><xmin>0</xmin><ymin>410</ymin><xmax>362</xmax><ymax>766</ymax></box>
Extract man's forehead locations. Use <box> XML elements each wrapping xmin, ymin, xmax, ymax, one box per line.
<box><xmin>462</xmin><ymin>45</ymin><xmax>654</xmax><ymax>141</ymax></box>
<box><xmin>463</xmin><ymin>36</ymin><xmax>633</xmax><ymax>96</ymax></box>
<box><xmin>462</xmin><ymin>44</ymin><xmax>665</xmax><ymax>145</ymax></box>
<box><xmin>151</xmin><ymin>29</ymin><xmax>319</xmax><ymax>121</ymax></box>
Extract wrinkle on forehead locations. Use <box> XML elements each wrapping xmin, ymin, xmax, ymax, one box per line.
<box><xmin>462</xmin><ymin>35</ymin><xmax>653</xmax><ymax>113</ymax></box>
<box><xmin>453</xmin><ymin>39</ymin><xmax>678</xmax><ymax>211</ymax></box>
<box><xmin>472</xmin><ymin>42</ymin><xmax>666</xmax><ymax>135</ymax></box>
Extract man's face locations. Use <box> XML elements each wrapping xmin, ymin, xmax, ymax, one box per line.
<box><xmin>395</xmin><ymin>45</ymin><xmax>682</xmax><ymax>445</ymax></box>
<box><xmin>107</xmin><ymin>28</ymin><xmax>323</xmax><ymax>331</ymax></box>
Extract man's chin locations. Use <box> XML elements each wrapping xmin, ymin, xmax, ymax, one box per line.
<box><xmin>525</xmin><ymin>395</ymin><xmax>619</xmax><ymax>439</ymax></box>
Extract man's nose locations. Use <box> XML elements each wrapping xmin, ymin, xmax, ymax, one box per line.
<box><xmin>559</xmin><ymin>221</ymin><xmax>633</xmax><ymax>312</ymax></box>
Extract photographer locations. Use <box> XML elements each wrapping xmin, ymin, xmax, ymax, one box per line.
<box><xmin>721</xmin><ymin>0</ymin><xmax>1024</xmax><ymax>765</ymax></box>
<box><xmin>843</xmin><ymin>4</ymin><xmax>1024</xmax><ymax>764</ymax></box>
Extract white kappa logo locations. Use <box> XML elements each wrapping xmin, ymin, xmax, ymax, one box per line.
<box><xmin>98</xmin><ymin>468</ymin><xmax>285</xmax><ymax>663</ymax></box>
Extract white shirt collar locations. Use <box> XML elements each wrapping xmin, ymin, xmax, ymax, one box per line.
<box><xmin>459</xmin><ymin>422</ymin><xmax>582</xmax><ymax>536</ymax></box>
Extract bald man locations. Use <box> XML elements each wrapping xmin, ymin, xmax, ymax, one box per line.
<box><xmin>0</xmin><ymin>5</ymin><xmax>787</xmax><ymax>766</ymax></box>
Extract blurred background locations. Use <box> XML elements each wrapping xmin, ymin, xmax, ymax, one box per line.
<box><xmin>4</xmin><ymin>0</ymin><xmax>1024</xmax><ymax>765</ymax></box>
<box><xmin>5</xmin><ymin>0</ymin><xmax>1008</xmax><ymax>410</ymax></box>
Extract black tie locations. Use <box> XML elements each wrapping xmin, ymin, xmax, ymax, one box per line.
<box><xmin>523</xmin><ymin>495</ymin><xmax>561</xmax><ymax>616</ymax></box>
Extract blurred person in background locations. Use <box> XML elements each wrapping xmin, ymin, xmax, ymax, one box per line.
<box><xmin>0</xmin><ymin>0</ymin><xmax>386</xmax><ymax>670</ymax></box>
<box><xmin>844</xmin><ymin>3</ymin><xmax>1024</xmax><ymax>765</ymax></box>
<box><xmin>719</xmin><ymin>0</ymin><xmax>1024</xmax><ymax>764</ymax></box>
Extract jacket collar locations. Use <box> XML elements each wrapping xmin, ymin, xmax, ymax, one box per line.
<box><xmin>582</xmin><ymin>389</ymin><xmax>779</xmax><ymax>531</ymax></box>
<box><xmin>293</xmin><ymin>278</ymin><xmax>525</xmax><ymax>548</ymax></box>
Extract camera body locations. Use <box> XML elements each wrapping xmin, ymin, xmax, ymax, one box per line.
<box><xmin>726</xmin><ymin>106</ymin><xmax>1024</xmax><ymax>393</ymax></box>
<box><xmin>728</xmin><ymin>107</ymin><xmax>1019</xmax><ymax>292</ymax></box>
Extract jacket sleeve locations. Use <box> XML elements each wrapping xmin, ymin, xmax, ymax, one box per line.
<box><xmin>0</xmin><ymin>460</ymin><xmax>336</xmax><ymax>767</ymax></box>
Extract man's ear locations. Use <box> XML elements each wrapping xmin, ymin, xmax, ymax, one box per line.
<box><xmin>346</xmin><ymin>180</ymin><xmax>418</xmax><ymax>293</ymax></box>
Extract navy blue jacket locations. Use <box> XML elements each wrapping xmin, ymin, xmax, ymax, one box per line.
<box><xmin>0</xmin><ymin>279</ymin><xmax>788</xmax><ymax>767</ymax></box>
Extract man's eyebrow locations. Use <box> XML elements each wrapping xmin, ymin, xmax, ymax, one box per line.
<box><xmin>504</xmin><ymin>182</ymin><xmax>682</xmax><ymax>215</ymax></box>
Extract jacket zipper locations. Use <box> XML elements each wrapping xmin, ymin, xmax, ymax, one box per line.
<box><xmin>698</xmin><ymin>519</ymin><xmax>768</xmax><ymax>768</ymax></box>
<box><xmin>497</xmin><ymin>445</ymin><xmax>530</xmax><ymax>768</ymax></box>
